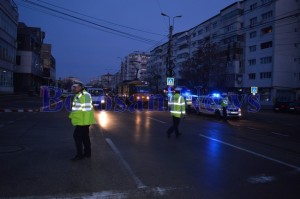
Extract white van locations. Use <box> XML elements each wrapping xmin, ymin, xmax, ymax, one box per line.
<box><xmin>196</xmin><ymin>94</ymin><xmax>241</xmax><ymax>118</ymax></box>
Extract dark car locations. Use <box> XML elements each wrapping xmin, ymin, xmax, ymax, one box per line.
<box><xmin>273</xmin><ymin>101</ymin><xmax>290</xmax><ymax>112</ymax></box>
<box><xmin>287</xmin><ymin>101</ymin><xmax>300</xmax><ymax>113</ymax></box>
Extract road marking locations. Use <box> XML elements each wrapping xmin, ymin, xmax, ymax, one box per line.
<box><xmin>4</xmin><ymin>186</ymin><xmax>182</xmax><ymax>199</ymax></box>
<box><xmin>105</xmin><ymin>138</ymin><xmax>147</xmax><ymax>189</ymax></box>
<box><xmin>148</xmin><ymin>117</ymin><xmax>166</xmax><ymax>124</ymax></box>
<box><xmin>271</xmin><ymin>132</ymin><xmax>289</xmax><ymax>137</ymax></box>
<box><xmin>199</xmin><ymin>134</ymin><xmax>300</xmax><ymax>171</ymax></box>
<box><xmin>247</xmin><ymin>174</ymin><xmax>277</xmax><ymax>184</ymax></box>
<box><xmin>246</xmin><ymin>127</ymin><xmax>259</xmax><ymax>131</ymax></box>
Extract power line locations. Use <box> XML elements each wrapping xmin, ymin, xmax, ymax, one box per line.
<box><xmin>17</xmin><ymin>2</ymin><xmax>159</xmax><ymax>45</ymax></box>
<box><xmin>35</xmin><ymin>0</ymin><xmax>165</xmax><ymax>37</ymax></box>
<box><xmin>17</xmin><ymin>0</ymin><xmax>160</xmax><ymax>45</ymax></box>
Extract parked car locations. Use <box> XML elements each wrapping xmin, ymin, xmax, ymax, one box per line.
<box><xmin>196</xmin><ymin>94</ymin><xmax>242</xmax><ymax>118</ymax></box>
<box><xmin>287</xmin><ymin>101</ymin><xmax>300</xmax><ymax>113</ymax></box>
<box><xmin>273</xmin><ymin>101</ymin><xmax>290</xmax><ymax>112</ymax></box>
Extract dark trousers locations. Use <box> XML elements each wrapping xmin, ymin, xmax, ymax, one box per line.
<box><xmin>167</xmin><ymin>116</ymin><xmax>181</xmax><ymax>135</ymax></box>
<box><xmin>73</xmin><ymin>125</ymin><xmax>91</xmax><ymax>157</ymax></box>
<box><xmin>222</xmin><ymin>107</ymin><xmax>227</xmax><ymax>119</ymax></box>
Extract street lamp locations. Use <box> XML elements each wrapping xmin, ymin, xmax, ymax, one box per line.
<box><xmin>161</xmin><ymin>13</ymin><xmax>182</xmax><ymax>78</ymax></box>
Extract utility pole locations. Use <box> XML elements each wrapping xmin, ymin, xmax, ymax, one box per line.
<box><xmin>161</xmin><ymin>13</ymin><xmax>182</xmax><ymax>79</ymax></box>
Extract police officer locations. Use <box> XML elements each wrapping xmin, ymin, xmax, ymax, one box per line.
<box><xmin>221</xmin><ymin>95</ymin><xmax>229</xmax><ymax>120</ymax></box>
<box><xmin>167</xmin><ymin>87</ymin><xmax>186</xmax><ymax>138</ymax></box>
<box><xmin>69</xmin><ymin>82</ymin><xmax>95</xmax><ymax>161</ymax></box>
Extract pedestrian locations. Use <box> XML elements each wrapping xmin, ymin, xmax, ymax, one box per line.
<box><xmin>167</xmin><ymin>87</ymin><xmax>186</xmax><ymax>138</ymax></box>
<box><xmin>221</xmin><ymin>95</ymin><xmax>229</xmax><ymax>120</ymax></box>
<box><xmin>69</xmin><ymin>82</ymin><xmax>95</xmax><ymax>161</ymax></box>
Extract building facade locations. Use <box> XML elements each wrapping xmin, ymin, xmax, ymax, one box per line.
<box><xmin>119</xmin><ymin>51</ymin><xmax>150</xmax><ymax>82</ymax></box>
<box><xmin>0</xmin><ymin>0</ymin><xmax>18</xmax><ymax>93</ymax></box>
<box><xmin>243</xmin><ymin>0</ymin><xmax>300</xmax><ymax>104</ymax></box>
<box><xmin>15</xmin><ymin>22</ymin><xmax>45</xmax><ymax>93</ymax></box>
<box><xmin>147</xmin><ymin>0</ymin><xmax>300</xmax><ymax>104</ymax></box>
<box><xmin>41</xmin><ymin>44</ymin><xmax>56</xmax><ymax>86</ymax></box>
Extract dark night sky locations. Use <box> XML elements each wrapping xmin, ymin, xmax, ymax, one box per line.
<box><xmin>15</xmin><ymin>0</ymin><xmax>237</xmax><ymax>83</ymax></box>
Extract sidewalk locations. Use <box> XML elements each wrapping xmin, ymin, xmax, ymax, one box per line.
<box><xmin>0</xmin><ymin>93</ymin><xmax>43</xmax><ymax>112</ymax></box>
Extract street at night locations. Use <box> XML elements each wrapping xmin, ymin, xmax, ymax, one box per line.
<box><xmin>1</xmin><ymin>96</ymin><xmax>299</xmax><ymax>199</ymax></box>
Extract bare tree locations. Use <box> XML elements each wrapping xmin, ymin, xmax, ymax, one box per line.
<box><xmin>146</xmin><ymin>69</ymin><xmax>161</xmax><ymax>94</ymax></box>
<box><xmin>180</xmin><ymin>38</ymin><xmax>226</xmax><ymax>93</ymax></box>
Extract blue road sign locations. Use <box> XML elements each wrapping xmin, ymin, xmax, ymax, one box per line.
<box><xmin>167</xmin><ymin>77</ymin><xmax>174</xmax><ymax>86</ymax></box>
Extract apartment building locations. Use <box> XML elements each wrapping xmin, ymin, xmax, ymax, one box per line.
<box><xmin>120</xmin><ymin>51</ymin><xmax>150</xmax><ymax>82</ymax></box>
<box><xmin>147</xmin><ymin>0</ymin><xmax>300</xmax><ymax>104</ymax></box>
<box><xmin>0</xmin><ymin>0</ymin><xmax>18</xmax><ymax>93</ymax></box>
<box><xmin>243</xmin><ymin>0</ymin><xmax>300</xmax><ymax>104</ymax></box>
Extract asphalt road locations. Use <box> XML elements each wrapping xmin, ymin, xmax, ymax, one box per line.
<box><xmin>0</xmin><ymin>100</ymin><xmax>300</xmax><ymax>199</ymax></box>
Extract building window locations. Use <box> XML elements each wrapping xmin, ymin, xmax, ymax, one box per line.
<box><xmin>0</xmin><ymin>69</ymin><xmax>13</xmax><ymax>87</ymax></box>
<box><xmin>262</xmin><ymin>11</ymin><xmax>273</xmax><ymax>20</ymax></box>
<box><xmin>198</xmin><ymin>29</ymin><xmax>203</xmax><ymax>35</ymax></box>
<box><xmin>224</xmin><ymin>24</ymin><xmax>235</xmax><ymax>33</ymax></box>
<box><xmin>250</xmin><ymin>3</ymin><xmax>257</xmax><ymax>11</ymax></box>
<box><xmin>261</xmin><ymin>26</ymin><xmax>273</xmax><ymax>35</ymax></box>
<box><xmin>250</xmin><ymin>17</ymin><xmax>258</xmax><ymax>27</ymax></box>
<box><xmin>205</xmin><ymin>26</ymin><xmax>210</xmax><ymax>32</ymax></box>
<box><xmin>260</xmin><ymin>56</ymin><xmax>272</xmax><ymax>64</ymax></box>
<box><xmin>213</xmin><ymin>22</ymin><xmax>218</xmax><ymax>29</ymax></box>
<box><xmin>16</xmin><ymin>55</ymin><xmax>21</xmax><ymax>65</ymax></box>
<box><xmin>262</xmin><ymin>0</ymin><xmax>273</xmax><ymax>4</ymax></box>
<box><xmin>249</xmin><ymin>73</ymin><xmax>256</xmax><ymax>80</ymax></box>
<box><xmin>260</xmin><ymin>72</ymin><xmax>272</xmax><ymax>79</ymax></box>
<box><xmin>261</xmin><ymin>41</ymin><xmax>272</xmax><ymax>49</ymax></box>
<box><xmin>250</xmin><ymin>31</ymin><xmax>257</xmax><ymax>38</ymax></box>
<box><xmin>249</xmin><ymin>59</ymin><xmax>256</xmax><ymax>65</ymax></box>
<box><xmin>249</xmin><ymin>45</ymin><xmax>256</xmax><ymax>52</ymax></box>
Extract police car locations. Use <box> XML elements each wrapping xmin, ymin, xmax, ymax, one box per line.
<box><xmin>195</xmin><ymin>93</ymin><xmax>242</xmax><ymax>118</ymax></box>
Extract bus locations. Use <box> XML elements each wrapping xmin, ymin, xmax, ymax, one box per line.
<box><xmin>118</xmin><ymin>80</ymin><xmax>151</xmax><ymax>102</ymax></box>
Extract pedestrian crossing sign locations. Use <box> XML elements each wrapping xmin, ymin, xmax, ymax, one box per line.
<box><xmin>167</xmin><ymin>77</ymin><xmax>174</xmax><ymax>86</ymax></box>
<box><xmin>251</xmin><ymin>86</ymin><xmax>258</xmax><ymax>95</ymax></box>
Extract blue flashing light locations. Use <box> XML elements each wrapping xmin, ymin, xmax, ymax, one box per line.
<box><xmin>182</xmin><ymin>92</ymin><xmax>191</xmax><ymax>97</ymax></box>
<box><xmin>212</xmin><ymin>93</ymin><xmax>221</xmax><ymax>98</ymax></box>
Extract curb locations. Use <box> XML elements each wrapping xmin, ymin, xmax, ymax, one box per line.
<box><xmin>0</xmin><ymin>108</ymin><xmax>40</xmax><ymax>113</ymax></box>
<box><xmin>0</xmin><ymin>100</ymin><xmax>63</xmax><ymax>113</ymax></box>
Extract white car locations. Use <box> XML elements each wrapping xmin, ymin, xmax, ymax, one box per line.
<box><xmin>86</xmin><ymin>87</ymin><xmax>106</xmax><ymax>108</ymax></box>
<box><xmin>196</xmin><ymin>94</ymin><xmax>242</xmax><ymax>118</ymax></box>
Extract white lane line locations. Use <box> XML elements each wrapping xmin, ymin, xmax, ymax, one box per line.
<box><xmin>271</xmin><ymin>132</ymin><xmax>289</xmax><ymax>137</ymax></box>
<box><xmin>199</xmin><ymin>134</ymin><xmax>300</xmax><ymax>171</ymax></box>
<box><xmin>246</xmin><ymin>127</ymin><xmax>260</xmax><ymax>131</ymax></box>
<box><xmin>105</xmin><ymin>138</ymin><xmax>147</xmax><ymax>189</ymax></box>
<box><xmin>6</xmin><ymin>186</ymin><xmax>181</xmax><ymax>199</ymax></box>
<box><xmin>5</xmin><ymin>190</ymin><xmax>128</xmax><ymax>199</ymax></box>
<box><xmin>148</xmin><ymin>117</ymin><xmax>166</xmax><ymax>124</ymax></box>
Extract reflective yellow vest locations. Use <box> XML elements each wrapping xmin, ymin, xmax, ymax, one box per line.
<box><xmin>69</xmin><ymin>90</ymin><xmax>95</xmax><ymax>126</ymax></box>
<box><xmin>168</xmin><ymin>93</ymin><xmax>186</xmax><ymax>118</ymax></box>
<box><xmin>221</xmin><ymin>96</ymin><xmax>229</xmax><ymax>107</ymax></box>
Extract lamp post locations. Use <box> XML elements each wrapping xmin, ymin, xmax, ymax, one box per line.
<box><xmin>161</xmin><ymin>13</ymin><xmax>182</xmax><ymax>78</ymax></box>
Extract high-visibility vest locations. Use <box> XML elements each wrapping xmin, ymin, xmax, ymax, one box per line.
<box><xmin>69</xmin><ymin>90</ymin><xmax>95</xmax><ymax>126</ymax></box>
<box><xmin>221</xmin><ymin>97</ymin><xmax>229</xmax><ymax>107</ymax></box>
<box><xmin>168</xmin><ymin>93</ymin><xmax>186</xmax><ymax>118</ymax></box>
